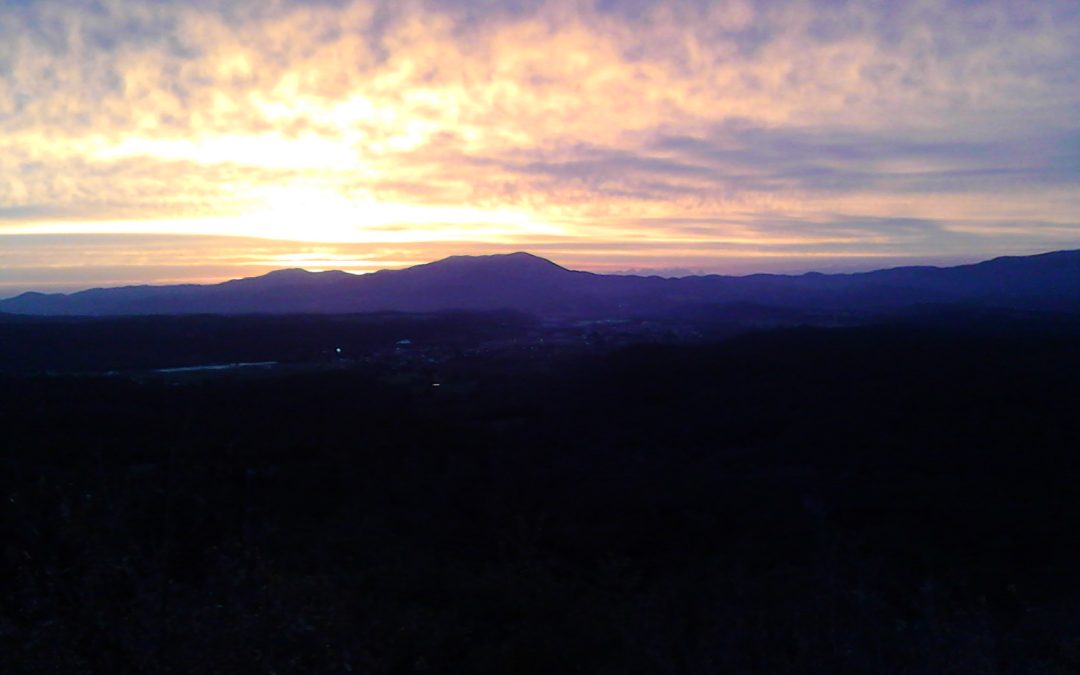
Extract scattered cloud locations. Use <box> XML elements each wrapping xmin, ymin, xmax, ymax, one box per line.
<box><xmin>1</xmin><ymin>0</ymin><xmax>1078</xmax><ymax>288</ymax></box>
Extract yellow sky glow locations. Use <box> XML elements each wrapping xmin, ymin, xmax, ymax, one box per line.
<box><xmin>0</xmin><ymin>0</ymin><xmax>1078</xmax><ymax>293</ymax></box>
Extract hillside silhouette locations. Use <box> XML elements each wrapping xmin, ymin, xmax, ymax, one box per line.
<box><xmin>4</xmin><ymin>250</ymin><xmax>1080</xmax><ymax>673</ymax></box>
<box><xmin>3</xmin><ymin>249</ymin><xmax>1078</xmax><ymax>317</ymax></box>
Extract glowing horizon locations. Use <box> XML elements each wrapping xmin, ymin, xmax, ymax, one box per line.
<box><xmin>2</xmin><ymin>0</ymin><xmax>1078</xmax><ymax>293</ymax></box>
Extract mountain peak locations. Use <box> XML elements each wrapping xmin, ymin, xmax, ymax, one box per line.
<box><xmin>2</xmin><ymin>248</ymin><xmax>1077</xmax><ymax>316</ymax></box>
<box><xmin>264</xmin><ymin>268</ymin><xmax>314</xmax><ymax>277</ymax></box>
<box><xmin>416</xmin><ymin>252</ymin><xmax>569</xmax><ymax>275</ymax></box>
<box><xmin>438</xmin><ymin>251</ymin><xmax>563</xmax><ymax>265</ymax></box>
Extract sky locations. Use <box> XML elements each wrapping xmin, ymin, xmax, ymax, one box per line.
<box><xmin>1</xmin><ymin>0</ymin><xmax>1079</xmax><ymax>294</ymax></box>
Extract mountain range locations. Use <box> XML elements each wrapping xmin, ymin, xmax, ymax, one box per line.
<box><xmin>2</xmin><ymin>249</ymin><xmax>1078</xmax><ymax>318</ymax></box>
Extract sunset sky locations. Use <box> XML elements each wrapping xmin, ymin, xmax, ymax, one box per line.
<box><xmin>2</xmin><ymin>0</ymin><xmax>1079</xmax><ymax>294</ymax></box>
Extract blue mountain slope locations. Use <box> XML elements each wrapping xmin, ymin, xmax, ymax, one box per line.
<box><xmin>1</xmin><ymin>249</ymin><xmax>1077</xmax><ymax>317</ymax></box>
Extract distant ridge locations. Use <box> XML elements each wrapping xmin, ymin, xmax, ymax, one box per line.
<box><xmin>1</xmin><ymin>249</ymin><xmax>1078</xmax><ymax>317</ymax></box>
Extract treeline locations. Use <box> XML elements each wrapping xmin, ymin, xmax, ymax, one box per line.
<box><xmin>2</xmin><ymin>319</ymin><xmax>1080</xmax><ymax>673</ymax></box>
<box><xmin>0</xmin><ymin>310</ymin><xmax>536</xmax><ymax>374</ymax></box>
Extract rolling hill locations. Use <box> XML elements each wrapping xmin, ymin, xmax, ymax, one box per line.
<box><xmin>2</xmin><ymin>249</ymin><xmax>1078</xmax><ymax>317</ymax></box>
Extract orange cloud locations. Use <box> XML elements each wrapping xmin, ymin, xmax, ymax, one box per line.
<box><xmin>0</xmin><ymin>0</ymin><xmax>1077</xmax><ymax>286</ymax></box>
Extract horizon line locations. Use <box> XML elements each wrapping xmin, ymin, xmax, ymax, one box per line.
<box><xmin>3</xmin><ymin>247</ymin><xmax>1077</xmax><ymax>301</ymax></box>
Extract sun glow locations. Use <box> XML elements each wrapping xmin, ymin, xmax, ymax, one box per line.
<box><xmin>237</xmin><ymin>185</ymin><xmax>564</xmax><ymax>243</ymax></box>
<box><xmin>0</xmin><ymin>183</ymin><xmax>565</xmax><ymax>246</ymax></box>
<box><xmin>94</xmin><ymin>133</ymin><xmax>365</xmax><ymax>172</ymax></box>
<box><xmin>1</xmin><ymin>0</ymin><xmax>1077</xmax><ymax>293</ymax></box>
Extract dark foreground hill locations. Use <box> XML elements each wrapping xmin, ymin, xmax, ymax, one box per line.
<box><xmin>3</xmin><ymin>317</ymin><xmax>1079</xmax><ymax>673</ymax></box>
<box><xmin>3</xmin><ymin>249</ymin><xmax>1079</xmax><ymax>317</ymax></box>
